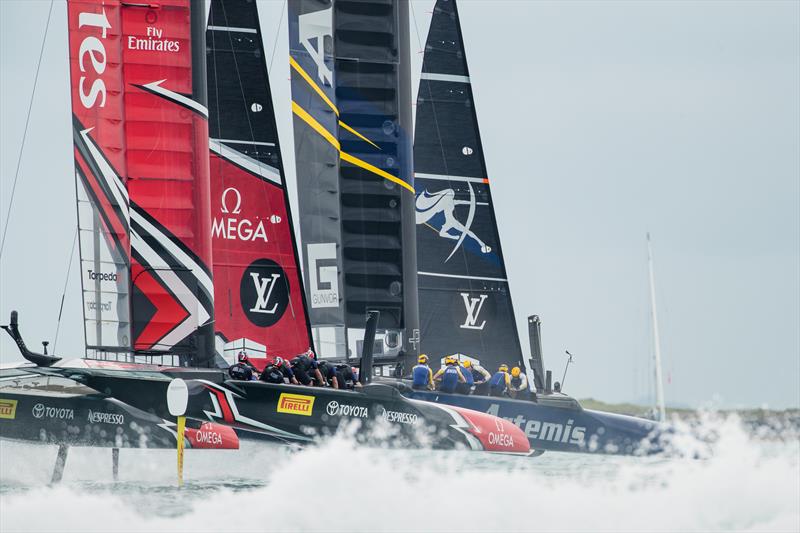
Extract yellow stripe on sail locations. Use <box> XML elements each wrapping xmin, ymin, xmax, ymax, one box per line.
<box><xmin>338</xmin><ymin>120</ymin><xmax>381</xmax><ymax>150</ymax></box>
<box><xmin>292</xmin><ymin>101</ymin><xmax>341</xmax><ymax>151</ymax></box>
<box><xmin>340</xmin><ymin>151</ymin><xmax>415</xmax><ymax>194</ymax></box>
<box><xmin>293</xmin><ymin>101</ymin><xmax>414</xmax><ymax>194</ymax></box>
<box><xmin>289</xmin><ymin>56</ymin><xmax>339</xmax><ymax>116</ymax></box>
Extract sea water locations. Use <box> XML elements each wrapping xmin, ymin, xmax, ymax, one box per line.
<box><xmin>0</xmin><ymin>414</ymin><xmax>797</xmax><ymax>532</ymax></box>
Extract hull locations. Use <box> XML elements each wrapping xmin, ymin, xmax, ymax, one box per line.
<box><xmin>0</xmin><ymin>368</ymin><xmax>237</xmax><ymax>449</ymax></box>
<box><xmin>400</xmin><ymin>387</ymin><xmax>662</xmax><ymax>455</ymax></box>
<box><xmin>17</xmin><ymin>366</ymin><xmax>530</xmax><ymax>455</ymax></box>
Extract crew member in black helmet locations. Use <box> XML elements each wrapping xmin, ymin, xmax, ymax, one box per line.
<box><xmin>337</xmin><ymin>364</ymin><xmax>361</xmax><ymax>389</ymax></box>
<box><xmin>290</xmin><ymin>351</ymin><xmax>325</xmax><ymax>386</ymax></box>
<box><xmin>259</xmin><ymin>359</ymin><xmax>287</xmax><ymax>384</ymax></box>
<box><xmin>229</xmin><ymin>352</ymin><xmax>257</xmax><ymax>381</ymax></box>
<box><xmin>317</xmin><ymin>360</ymin><xmax>341</xmax><ymax>389</ymax></box>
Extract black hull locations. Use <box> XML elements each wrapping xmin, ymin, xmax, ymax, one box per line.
<box><xmin>14</xmin><ymin>366</ymin><xmax>529</xmax><ymax>454</ymax></box>
<box><xmin>0</xmin><ymin>373</ymin><xmax>178</xmax><ymax>449</ymax></box>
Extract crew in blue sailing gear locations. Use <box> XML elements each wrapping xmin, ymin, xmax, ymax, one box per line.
<box><xmin>259</xmin><ymin>361</ymin><xmax>285</xmax><ymax>384</ymax></box>
<box><xmin>457</xmin><ymin>359</ymin><xmax>474</xmax><ymax>395</ymax></box>
<box><xmin>489</xmin><ymin>364</ymin><xmax>511</xmax><ymax>397</ymax></box>
<box><xmin>464</xmin><ymin>360</ymin><xmax>492</xmax><ymax>395</ymax></box>
<box><xmin>412</xmin><ymin>354</ymin><xmax>435</xmax><ymax>390</ymax></box>
<box><xmin>433</xmin><ymin>356</ymin><xmax>466</xmax><ymax>394</ymax></box>
<box><xmin>509</xmin><ymin>366</ymin><xmax>531</xmax><ymax>400</ymax></box>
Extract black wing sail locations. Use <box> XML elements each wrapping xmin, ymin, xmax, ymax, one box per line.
<box><xmin>414</xmin><ymin>0</ymin><xmax>524</xmax><ymax>371</ymax></box>
<box><xmin>334</xmin><ymin>0</ymin><xmax>419</xmax><ymax>362</ymax></box>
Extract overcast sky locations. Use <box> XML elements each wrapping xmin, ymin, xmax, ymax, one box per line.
<box><xmin>1</xmin><ymin>0</ymin><xmax>798</xmax><ymax>409</ymax></box>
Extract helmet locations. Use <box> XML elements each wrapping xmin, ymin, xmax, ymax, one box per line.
<box><xmin>445</xmin><ymin>356</ymin><xmax>456</xmax><ymax>366</ymax></box>
<box><xmin>499</xmin><ymin>364</ymin><xmax>509</xmax><ymax>372</ymax></box>
<box><xmin>511</xmin><ymin>367</ymin><xmax>521</xmax><ymax>377</ymax></box>
<box><xmin>274</xmin><ymin>356</ymin><xmax>283</xmax><ymax>366</ymax></box>
<box><xmin>462</xmin><ymin>360</ymin><xmax>473</xmax><ymax>368</ymax></box>
<box><xmin>238</xmin><ymin>352</ymin><xmax>248</xmax><ymax>362</ymax></box>
<box><xmin>418</xmin><ymin>354</ymin><xmax>428</xmax><ymax>364</ymax></box>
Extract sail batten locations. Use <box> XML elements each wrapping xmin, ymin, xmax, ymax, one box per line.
<box><xmin>414</xmin><ymin>0</ymin><xmax>524</xmax><ymax>372</ymax></box>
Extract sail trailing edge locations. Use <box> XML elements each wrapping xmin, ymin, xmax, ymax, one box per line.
<box><xmin>414</xmin><ymin>0</ymin><xmax>524</xmax><ymax>372</ymax></box>
<box><xmin>207</xmin><ymin>0</ymin><xmax>312</xmax><ymax>363</ymax></box>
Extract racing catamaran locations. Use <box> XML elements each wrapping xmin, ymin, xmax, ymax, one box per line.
<box><xmin>1</xmin><ymin>0</ymin><xmax>530</xmax><ymax>480</ymax></box>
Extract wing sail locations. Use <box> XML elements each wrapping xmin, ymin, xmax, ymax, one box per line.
<box><xmin>414</xmin><ymin>0</ymin><xmax>524</xmax><ymax>371</ymax></box>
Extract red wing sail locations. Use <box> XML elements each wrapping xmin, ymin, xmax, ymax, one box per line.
<box><xmin>207</xmin><ymin>0</ymin><xmax>311</xmax><ymax>364</ymax></box>
<box><xmin>68</xmin><ymin>0</ymin><xmax>215</xmax><ymax>364</ymax></box>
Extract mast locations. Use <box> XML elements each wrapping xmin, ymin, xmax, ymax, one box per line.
<box><xmin>647</xmin><ymin>232</ymin><xmax>666</xmax><ymax>422</ymax></box>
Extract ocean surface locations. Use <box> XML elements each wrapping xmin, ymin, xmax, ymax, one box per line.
<box><xmin>1</xmin><ymin>414</ymin><xmax>798</xmax><ymax>532</ymax></box>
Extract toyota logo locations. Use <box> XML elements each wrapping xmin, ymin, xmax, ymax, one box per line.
<box><xmin>494</xmin><ymin>418</ymin><xmax>505</xmax><ymax>433</ymax></box>
<box><xmin>326</xmin><ymin>401</ymin><xmax>339</xmax><ymax>416</ymax></box>
<box><xmin>32</xmin><ymin>403</ymin><xmax>45</xmax><ymax>419</ymax></box>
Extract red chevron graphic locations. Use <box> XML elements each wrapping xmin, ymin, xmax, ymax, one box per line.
<box><xmin>132</xmin><ymin>264</ymin><xmax>189</xmax><ymax>351</ymax></box>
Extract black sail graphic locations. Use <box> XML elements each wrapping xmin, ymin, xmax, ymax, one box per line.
<box><xmin>414</xmin><ymin>0</ymin><xmax>523</xmax><ymax>371</ymax></box>
<box><xmin>288</xmin><ymin>0</ymin><xmax>348</xmax><ymax>357</ymax></box>
<box><xmin>334</xmin><ymin>0</ymin><xmax>419</xmax><ymax>361</ymax></box>
<box><xmin>207</xmin><ymin>0</ymin><xmax>313</xmax><ymax>361</ymax></box>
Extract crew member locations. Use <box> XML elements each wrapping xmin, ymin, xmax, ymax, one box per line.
<box><xmin>336</xmin><ymin>364</ymin><xmax>361</xmax><ymax>389</ymax></box>
<box><xmin>317</xmin><ymin>360</ymin><xmax>340</xmax><ymax>389</ymax></box>
<box><xmin>488</xmin><ymin>364</ymin><xmax>511</xmax><ymax>397</ymax></box>
<box><xmin>237</xmin><ymin>351</ymin><xmax>258</xmax><ymax>374</ymax></box>
<box><xmin>228</xmin><ymin>356</ymin><xmax>256</xmax><ymax>381</ymax></box>
<box><xmin>273</xmin><ymin>356</ymin><xmax>299</xmax><ymax>385</ymax></box>
<box><xmin>508</xmin><ymin>366</ymin><xmax>530</xmax><ymax>400</ymax></box>
<box><xmin>411</xmin><ymin>354</ymin><xmax>435</xmax><ymax>391</ymax></box>
<box><xmin>457</xmin><ymin>358</ymin><xmax>474</xmax><ymax>395</ymax></box>
<box><xmin>464</xmin><ymin>360</ymin><xmax>492</xmax><ymax>395</ymax></box>
<box><xmin>259</xmin><ymin>360</ymin><xmax>286</xmax><ymax>384</ymax></box>
<box><xmin>290</xmin><ymin>353</ymin><xmax>325</xmax><ymax>386</ymax></box>
<box><xmin>433</xmin><ymin>356</ymin><xmax>466</xmax><ymax>394</ymax></box>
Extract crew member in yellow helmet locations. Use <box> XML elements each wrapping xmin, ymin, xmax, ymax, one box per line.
<box><xmin>488</xmin><ymin>364</ymin><xmax>511</xmax><ymax>397</ymax></box>
<box><xmin>433</xmin><ymin>356</ymin><xmax>466</xmax><ymax>394</ymax></box>
<box><xmin>411</xmin><ymin>354</ymin><xmax>435</xmax><ymax>390</ymax></box>
<box><xmin>508</xmin><ymin>366</ymin><xmax>530</xmax><ymax>400</ymax></box>
<box><xmin>462</xmin><ymin>359</ymin><xmax>492</xmax><ymax>395</ymax></box>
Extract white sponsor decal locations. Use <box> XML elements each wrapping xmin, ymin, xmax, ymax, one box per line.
<box><xmin>486</xmin><ymin>404</ymin><xmax>586</xmax><ymax>445</ymax></box>
<box><xmin>249</xmin><ymin>273</ymin><xmax>281</xmax><ymax>315</ymax></box>
<box><xmin>212</xmin><ymin>187</ymin><xmax>272</xmax><ymax>242</ymax></box>
<box><xmin>32</xmin><ymin>403</ymin><xmax>74</xmax><ymax>420</ymax></box>
<box><xmin>127</xmin><ymin>26</ymin><xmax>181</xmax><ymax>53</ymax></box>
<box><xmin>326</xmin><ymin>400</ymin><xmax>367</xmax><ymax>418</ymax></box>
<box><xmin>460</xmin><ymin>293</ymin><xmax>488</xmax><ymax>330</ymax></box>
<box><xmin>382</xmin><ymin>410</ymin><xmax>418</xmax><ymax>425</ymax></box>
<box><xmin>487</xmin><ymin>417</ymin><xmax>515</xmax><ymax>447</ymax></box>
<box><xmin>299</xmin><ymin>7</ymin><xmax>333</xmax><ymax>85</ymax></box>
<box><xmin>307</xmin><ymin>243</ymin><xmax>339</xmax><ymax>309</ymax></box>
<box><xmin>88</xmin><ymin>410</ymin><xmax>124</xmax><ymax>425</ymax></box>
<box><xmin>194</xmin><ymin>429</ymin><xmax>223</xmax><ymax>446</ymax></box>
<box><xmin>77</xmin><ymin>9</ymin><xmax>111</xmax><ymax>108</ymax></box>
